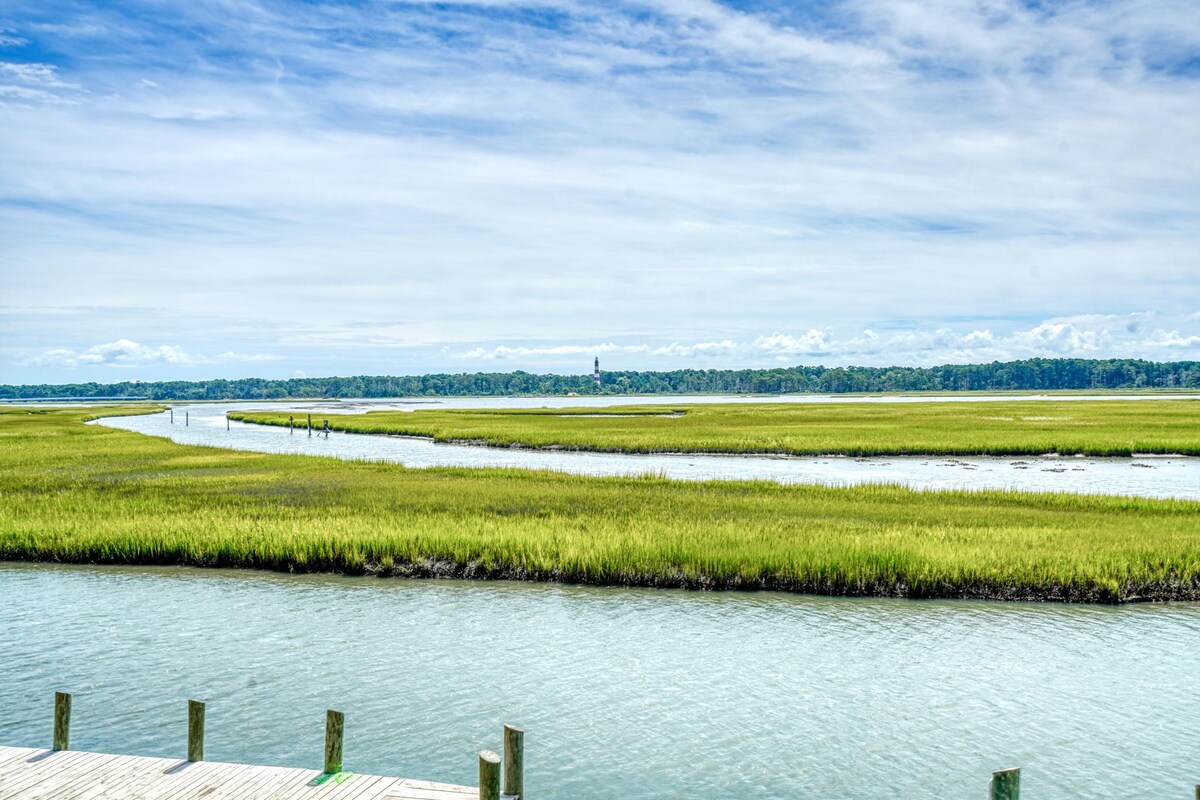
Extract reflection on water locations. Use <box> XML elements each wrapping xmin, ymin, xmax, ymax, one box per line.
<box><xmin>2</xmin><ymin>564</ymin><xmax>1198</xmax><ymax>799</ymax></box>
<box><xmin>96</xmin><ymin>399</ymin><xmax>1200</xmax><ymax>499</ymax></box>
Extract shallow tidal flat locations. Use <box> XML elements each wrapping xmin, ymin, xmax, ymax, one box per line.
<box><xmin>3</xmin><ymin>406</ymin><xmax>1198</xmax><ymax>602</ymax></box>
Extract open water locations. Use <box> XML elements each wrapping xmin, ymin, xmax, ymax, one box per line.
<box><xmin>2</xmin><ymin>564</ymin><xmax>1198</xmax><ymax>799</ymax></box>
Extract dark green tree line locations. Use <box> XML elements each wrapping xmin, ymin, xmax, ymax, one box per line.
<box><xmin>3</xmin><ymin>358</ymin><xmax>1198</xmax><ymax>401</ymax></box>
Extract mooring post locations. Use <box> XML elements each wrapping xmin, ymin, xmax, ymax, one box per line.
<box><xmin>170</xmin><ymin>408</ymin><xmax>174</xmax><ymax>424</ymax></box>
<box><xmin>479</xmin><ymin>750</ymin><xmax>501</xmax><ymax>800</ymax></box>
<box><xmin>185</xmin><ymin>411</ymin><xmax>189</xmax><ymax>426</ymax></box>
<box><xmin>307</xmin><ymin>414</ymin><xmax>312</xmax><ymax>437</ymax></box>
<box><xmin>187</xmin><ymin>699</ymin><xmax>205</xmax><ymax>761</ymax></box>
<box><xmin>324</xmin><ymin>709</ymin><xmax>344</xmax><ymax>774</ymax></box>
<box><xmin>990</xmin><ymin>767</ymin><xmax>1020</xmax><ymax>800</ymax></box>
<box><xmin>226</xmin><ymin>415</ymin><xmax>230</xmax><ymax>431</ymax></box>
<box><xmin>503</xmin><ymin>724</ymin><xmax>524</xmax><ymax>799</ymax></box>
<box><xmin>52</xmin><ymin>691</ymin><xmax>71</xmax><ymax>751</ymax></box>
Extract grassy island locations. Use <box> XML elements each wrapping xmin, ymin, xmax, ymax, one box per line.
<box><xmin>2</xmin><ymin>406</ymin><xmax>1198</xmax><ymax>602</ymax></box>
<box><xmin>231</xmin><ymin>399</ymin><xmax>1200</xmax><ymax>457</ymax></box>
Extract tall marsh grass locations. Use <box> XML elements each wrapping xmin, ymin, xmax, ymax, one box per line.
<box><xmin>2</xmin><ymin>407</ymin><xmax>1198</xmax><ymax>601</ymax></box>
<box><xmin>230</xmin><ymin>399</ymin><xmax>1200</xmax><ymax>457</ymax></box>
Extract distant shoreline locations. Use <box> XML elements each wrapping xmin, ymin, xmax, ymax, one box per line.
<box><xmin>8</xmin><ymin>386</ymin><xmax>1200</xmax><ymax>404</ymax></box>
<box><xmin>9</xmin><ymin>389</ymin><xmax>1200</xmax><ymax>405</ymax></box>
<box><xmin>4</xmin><ymin>357</ymin><xmax>1197</xmax><ymax>401</ymax></box>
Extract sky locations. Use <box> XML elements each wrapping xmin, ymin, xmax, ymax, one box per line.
<box><xmin>1</xmin><ymin>0</ymin><xmax>1198</xmax><ymax>384</ymax></box>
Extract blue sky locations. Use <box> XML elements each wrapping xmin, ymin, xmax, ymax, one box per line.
<box><xmin>1</xmin><ymin>0</ymin><xmax>1198</xmax><ymax>383</ymax></box>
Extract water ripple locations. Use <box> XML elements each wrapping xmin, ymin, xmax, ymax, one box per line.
<box><xmin>3</xmin><ymin>565</ymin><xmax>1199</xmax><ymax>799</ymax></box>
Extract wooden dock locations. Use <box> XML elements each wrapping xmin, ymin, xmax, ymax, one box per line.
<box><xmin>0</xmin><ymin>745</ymin><xmax>481</xmax><ymax>800</ymax></box>
<box><xmin>1</xmin><ymin>693</ymin><xmax>521</xmax><ymax>800</ymax></box>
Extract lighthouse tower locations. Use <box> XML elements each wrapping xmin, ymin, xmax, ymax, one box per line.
<box><xmin>593</xmin><ymin>357</ymin><xmax>601</xmax><ymax>386</ymax></box>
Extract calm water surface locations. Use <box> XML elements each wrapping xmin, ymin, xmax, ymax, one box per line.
<box><xmin>97</xmin><ymin>398</ymin><xmax>1200</xmax><ymax>499</ymax></box>
<box><xmin>2</xmin><ymin>565</ymin><xmax>1198</xmax><ymax>799</ymax></box>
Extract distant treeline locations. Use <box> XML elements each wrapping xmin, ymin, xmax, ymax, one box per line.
<box><xmin>4</xmin><ymin>358</ymin><xmax>1199</xmax><ymax>401</ymax></box>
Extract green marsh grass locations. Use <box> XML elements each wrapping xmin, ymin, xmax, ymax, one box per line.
<box><xmin>2</xmin><ymin>406</ymin><xmax>1198</xmax><ymax>601</ymax></box>
<box><xmin>231</xmin><ymin>399</ymin><xmax>1200</xmax><ymax>457</ymax></box>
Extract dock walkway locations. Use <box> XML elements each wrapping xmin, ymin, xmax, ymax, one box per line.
<box><xmin>0</xmin><ymin>746</ymin><xmax>479</xmax><ymax>800</ymax></box>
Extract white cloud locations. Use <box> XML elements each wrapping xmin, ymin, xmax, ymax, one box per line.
<box><xmin>1141</xmin><ymin>329</ymin><xmax>1200</xmax><ymax>350</ymax></box>
<box><xmin>453</xmin><ymin>339</ymin><xmax>743</xmax><ymax>360</ymax></box>
<box><xmin>0</xmin><ymin>61</ymin><xmax>80</xmax><ymax>89</ymax></box>
<box><xmin>450</xmin><ymin>313</ymin><xmax>1200</xmax><ymax>367</ymax></box>
<box><xmin>643</xmin><ymin>0</ymin><xmax>889</xmax><ymax>68</ymax></box>
<box><xmin>0</xmin><ymin>59</ymin><xmax>85</xmax><ymax>104</ymax></box>
<box><xmin>752</xmin><ymin>330</ymin><xmax>834</xmax><ymax>356</ymax></box>
<box><xmin>20</xmin><ymin>339</ymin><xmax>283</xmax><ymax>369</ymax></box>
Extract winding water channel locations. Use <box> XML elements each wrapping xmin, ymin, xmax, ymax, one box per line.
<box><xmin>7</xmin><ymin>395</ymin><xmax>1197</xmax><ymax>798</ymax></box>
<box><xmin>3</xmin><ymin>565</ymin><xmax>1199</xmax><ymax>799</ymax></box>
<box><xmin>96</xmin><ymin>396</ymin><xmax>1200</xmax><ymax>499</ymax></box>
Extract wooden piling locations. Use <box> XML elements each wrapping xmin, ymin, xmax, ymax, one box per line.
<box><xmin>170</xmin><ymin>408</ymin><xmax>174</xmax><ymax>424</ymax></box>
<box><xmin>324</xmin><ymin>709</ymin><xmax>344</xmax><ymax>774</ymax></box>
<box><xmin>52</xmin><ymin>692</ymin><xmax>71</xmax><ymax>751</ymax></box>
<box><xmin>289</xmin><ymin>415</ymin><xmax>294</xmax><ymax>434</ymax></box>
<box><xmin>226</xmin><ymin>416</ymin><xmax>230</xmax><ymax>431</ymax></box>
<box><xmin>308</xmin><ymin>414</ymin><xmax>312</xmax><ymax>437</ymax></box>
<box><xmin>990</xmin><ymin>767</ymin><xmax>1019</xmax><ymax>800</ymax></box>
<box><xmin>187</xmin><ymin>700</ymin><xmax>205</xmax><ymax>762</ymax></box>
<box><xmin>478</xmin><ymin>750</ymin><xmax>500</xmax><ymax>800</ymax></box>
<box><xmin>503</xmin><ymin>724</ymin><xmax>524</xmax><ymax>799</ymax></box>
<box><xmin>185</xmin><ymin>411</ymin><xmax>189</xmax><ymax>426</ymax></box>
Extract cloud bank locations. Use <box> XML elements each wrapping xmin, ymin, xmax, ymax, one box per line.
<box><xmin>453</xmin><ymin>313</ymin><xmax>1200</xmax><ymax>367</ymax></box>
<box><xmin>21</xmin><ymin>339</ymin><xmax>282</xmax><ymax>369</ymax></box>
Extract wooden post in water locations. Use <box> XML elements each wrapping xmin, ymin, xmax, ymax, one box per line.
<box><xmin>289</xmin><ymin>415</ymin><xmax>294</xmax><ymax>435</ymax></box>
<box><xmin>185</xmin><ymin>411</ymin><xmax>189</xmax><ymax>426</ymax></box>
<box><xmin>990</xmin><ymin>767</ymin><xmax>1019</xmax><ymax>800</ymax></box>
<box><xmin>324</xmin><ymin>709</ymin><xmax>344</xmax><ymax>774</ymax></box>
<box><xmin>52</xmin><ymin>692</ymin><xmax>71</xmax><ymax>751</ymax></box>
<box><xmin>169</xmin><ymin>408</ymin><xmax>174</xmax><ymax>424</ymax></box>
<box><xmin>478</xmin><ymin>750</ymin><xmax>500</xmax><ymax>800</ymax></box>
<box><xmin>503</xmin><ymin>724</ymin><xmax>524</xmax><ymax>799</ymax></box>
<box><xmin>226</xmin><ymin>415</ymin><xmax>230</xmax><ymax>431</ymax></box>
<box><xmin>187</xmin><ymin>700</ymin><xmax>205</xmax><ymax>761</ymax></box>
<box><xmin>307</xmin><ymin>414</ymin><xmax>312</xmax><ymax>437</ymax></box>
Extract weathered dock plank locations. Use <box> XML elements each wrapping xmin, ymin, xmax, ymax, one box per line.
<box><xmin>1</xmin><ymin>751</ymin><xmax>121</xmax><ymax>799</ymax></box>
<box><xmin>391</xmin><ymin>783</ymin><xmax>481</xmax><ymax>800</ymax></box>
<box><xmin>0</xmin><ymin>747</ymin><xmax>479</xmax><ymax>800</ymax></box>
